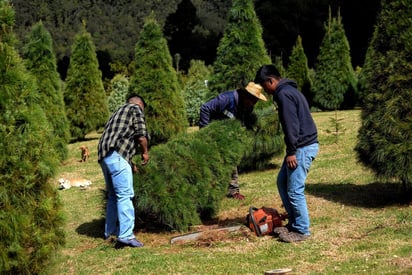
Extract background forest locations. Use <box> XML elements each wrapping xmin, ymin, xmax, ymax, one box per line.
<box><xmin>11</xmin><ymin>0</ymin><xmax>380</xmax><ymax>79</ymax></box>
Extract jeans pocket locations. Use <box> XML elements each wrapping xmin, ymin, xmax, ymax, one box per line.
<box><xmin>104</xmin><ymin>155</ymin><xmax>122</xmax><ymax>175</ymax></box>
<box><xmin>304</xmin><ymin>150</ymin><xmax>318</xmax><ymax>172</ymax></box>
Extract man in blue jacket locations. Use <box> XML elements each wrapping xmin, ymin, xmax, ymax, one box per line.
<box><xmin>255</xmin><ymin>65</ymin><xmax>318</xmax><ymax>242</ymax></box>
<box><xmin>199</xmin><ymin>82</ymin><xmax>267</xmax><ymax>199</ymax></box>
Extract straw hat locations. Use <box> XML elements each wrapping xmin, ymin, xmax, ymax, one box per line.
<box><xmin>244</xmin><ymin>82</ymin><xmax>267</xmax><ymax>101</ymax></box>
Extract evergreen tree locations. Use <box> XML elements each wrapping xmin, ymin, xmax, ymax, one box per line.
<box><xmin>355</xmin><ymin>0</ymin><xmax>412</xmax><ymax>197</ymax></box>
<box><xmin>182</xmin><ymin>60</ymin><xmax>212</xmax><ymax>126</ymax></box>
<box><xmin>0</xmin><ymin>1</ymin><xmax>64</xmax><ymax>273</ymax></box>
<box><xmin>273</xmin><ymin>55</ymin><xmax>286</xmax><ymax>77</ymax></box>
<box><xmin>238</xmin><ymin>105</ymin><xmax>284</xmax><ymax>171</ymax></box>
<box><xmin>64</xmin><ymin>22</ymin><xmax>109</xmax><ymax>141</ymax></box>
<box><xmin>134</xmin><ymin>119</ymin><xmax>253</xmax><ymax>231</ymax></box>
<box><xmin>129</xmin><ymin>14</ymin><xmax>187</xmax><ymax>145</ymax></box>
<box><xmin>207</xmin><ymin>0</ymin><xmax>271</xmax><ymax>94</ymax></box>
<box><xmin>312</xmin><ymin>8</ymin><xmax>357</xmax><ymax>110</ymax></box>
<box><xmin>286</xmin><ymin>35</ymin><xmax>314</xmax><ymax>107</ymax></box>
<box><xmin>107</xmin><ymin>74</ymin><xmax>129</xmax><ymax>113</ymax></box>
<box><xmin>23</xmin><ymin>21</ymin><xmax>70</xmax><ymax>161</ymax></box>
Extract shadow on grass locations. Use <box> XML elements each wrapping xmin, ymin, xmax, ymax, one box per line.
<box><xmin>76</xmin><ymin>218</ymin><xmax>105</xmax><ymax>239</ymax></box>
<box><xmin>239</xmin><ymin>162</ymin><xmax>280</xmax><ymax>174</ymax></box>
<box><xmin>134</xmin><ymin>215</ymin><xmax>248</xmax><ymax>234</ymax></box>
<box><xmin>306</xmin><ymin>181</ymin><xmax>410</xmax><ymax>208</ymax></box>
<box><xmin>76</xmin><ymin>211</ymin><xmax>250</xmax><ymax>235</ymax></box>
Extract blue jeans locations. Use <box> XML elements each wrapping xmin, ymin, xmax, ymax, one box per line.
<box><xmin>277</xmin><ymin>143</ymin><xmax>318</xmax><ymax>235</ymax></box>
<box><xmin>100</xmin><ymin>150</ymin><xmax>135</xmax><ymax>240</ymax></box>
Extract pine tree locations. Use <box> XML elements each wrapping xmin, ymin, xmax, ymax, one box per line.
<box><xmin>355</xmin><ymin>0</ymin><xmax>412</xmax><ymax>197</ymax></box>
<box><xmin>273</xmin><ymin>55</ymin><xmax>286</xmax><ymax>78</ymax></box>
<box><xmin>64</xmin><ymin>22</ymin><xmax>109</xmax><ymax>141</ymax></box>
<box><xmin>0</xmin><ymin>1</ymin><xmax>64</xmax><ymax>273</ymax></box>
<box><xmin>108</xmin><ymin>74</ymin><xmax>129</xmax><ymax>113</ymax></box>
<box><xmin>312</xmin><ymin>7</ymin><xmax>357</xmax><ymax>110</ymax></box>
<box><xmin>239</xmin><ymin>105</ymin><xmax>284</xmax><ymax>171</ymax></box>
<box><xmin>182</xmin><ymin>60</ymin><xmax>212</xmax><ymax>126</ymax></box>
<box><xmin>23</xmin><ymin>21</ymin><xmax>70</xmax><ymax>161</ymax></box>
<box><xmin>129</xmin><ymin>14</ymin><xmax>187</xmax><ymax>145</ymax></box>
<box><xmin>134</xmin><ymin>119</ymin><xmax>252</xmax><ymax>231</ymax></box>
<box><xmin>287</xmin><ymin>35</ymin><xmax>313</xmax><ymax>107</ymax></box>
<box><xmin>207</xmin><ymin>0</ymin><xmax>271</xmax><ymax>94</ymax></box>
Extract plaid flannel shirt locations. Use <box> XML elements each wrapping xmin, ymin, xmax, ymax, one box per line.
<box><xmin>98</xmin><ymin>103</ymin><xmax>148</xmax><ymax>163</ymax></box>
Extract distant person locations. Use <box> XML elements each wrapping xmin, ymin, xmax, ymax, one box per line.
<box><xmin>255</xmin><ymin>65</ymin><xmax>319</xmax><ymax>242</ymax></box>
<box><xmin>199</xmin><ymin>82</ymin><xmax>267</xmax><ymax>200</ymax></box>
<box><xmin>98</xmin><ymin>94</ymin><xmax>150</xmax><ymax>248</ymax></box>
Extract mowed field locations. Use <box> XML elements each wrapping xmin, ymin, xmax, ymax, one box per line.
<box><xmin>45</xmin><ymin>110</ymin><xmax>411</xmax><ymax>274</ymax></box>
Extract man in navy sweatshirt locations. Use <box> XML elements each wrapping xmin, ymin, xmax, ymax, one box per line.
<box><xmin>255</xmin><ymin>65</ymin><xmax>318</xmax><ymax>242</ymax></box>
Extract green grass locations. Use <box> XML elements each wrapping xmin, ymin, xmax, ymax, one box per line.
<box><xmin>44</xmin><ymin>110</ymin><xmax>411</xmax><ymax>274</ymax></box>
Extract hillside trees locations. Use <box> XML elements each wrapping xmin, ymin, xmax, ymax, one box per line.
<box><xmin>355</xmin><ymin>0</ymin><xmax>412</xmax><ymax>198</ymax></box>
<box><xmin>64</xmin><ymin>22</ymin><xmax>109</xmax><ymax>141</ymax></box>
<box><xmin>129</xmin><ymin>14</ymin><xmax>187</xmax><ymax>145</ymax></box>
<box><xmin>193</xmin><ymin>0</ymin><xmax>231</xmax><ymax>32</ymax></box>
<box><xmin>12</xmin><ymin>0</ymin><xmax>181</xmax><ymax>65</ymax></box>
<box><xmin>10</xmin><ymin>1</ymin><xmax>381</xmax><ymax>81</ymax></box>
<box><xmin>164</xmin><ymin>0</ymin><xmax>218</xmax><ymax>72</ymax></box>
<box><xmin>207</xmin><ymin>0</ymin><xmax>271</xmax><ymax>94</ymax></box>
<box><xmin>23</xmin><ymin>21</ymin><xmax>70</xmax><ymax>161</ymax></box>
<box><xmin>312</xmin><ymin>8</ymin><xmax>357</xmax><ymax>110</ymax></box>
<box><xmin>0</xmin><ymin>1</ymin><xmax>64</xmax><ymax>273</ymax></box>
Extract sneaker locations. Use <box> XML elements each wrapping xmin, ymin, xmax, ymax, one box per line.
<box><xmin>230</xmin><ymin>192</ymin><xmax>245</xmax><ymax>200</ymax></box>
<box><xmin>273</xmin><ymin>226</ymin><xmax>289</xmax><ymax>236</ymax></box>
<box><xmin>279</xmin><ymin>231</ymin><xmax>309</xmax><ymax>243</ymax></box>
<box><xmin>273</xmin><ymin>223</ymin><xmax>293</xmax><ymax>236</ymax></box>
<box><xmin>117</xmin><ymin>237</ymin><xmax>144</xmax><ymax>247</ymax></box>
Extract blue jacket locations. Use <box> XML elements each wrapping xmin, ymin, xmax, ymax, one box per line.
<box><xmin>273</xmin><ymin>79</ymin><xmax>318</xmax><ymax>156</ymax></box>
<box><xmin>199</xmin><ymin>90</ymin><xmax>238</xmax><ymax>128</ymax></box>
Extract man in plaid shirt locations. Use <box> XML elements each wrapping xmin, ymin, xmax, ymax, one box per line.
<box><xmin>98</xmin><ymin>94</ymin><xmax>149</xmax><ymax>248</ymax></box>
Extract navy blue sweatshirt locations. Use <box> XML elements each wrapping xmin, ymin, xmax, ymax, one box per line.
<box><xmin>273</xmin><ymin>79</ymin><xmax>318</xmax><ymax>156</ymax></box>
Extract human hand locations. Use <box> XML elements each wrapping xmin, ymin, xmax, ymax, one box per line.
<box><xmin>132</xmin><ymin>163</ymin><xmax>139</xmax><ymax>173</ymax></box>
<box><xmin>286</xmin><ymin>155</ymin><xmax>297</xmax><ymax>169</ymax></box>
<box><xmin>141</xmin><ymin>152</ymin><xmax>149</xmax><ymax>165</ymax></box>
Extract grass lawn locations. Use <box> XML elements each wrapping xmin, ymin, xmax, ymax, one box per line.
<box><xmin>45</xmin><ymin>110</ymin><xmax>411</xmax><ymax>274</ymax></box>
